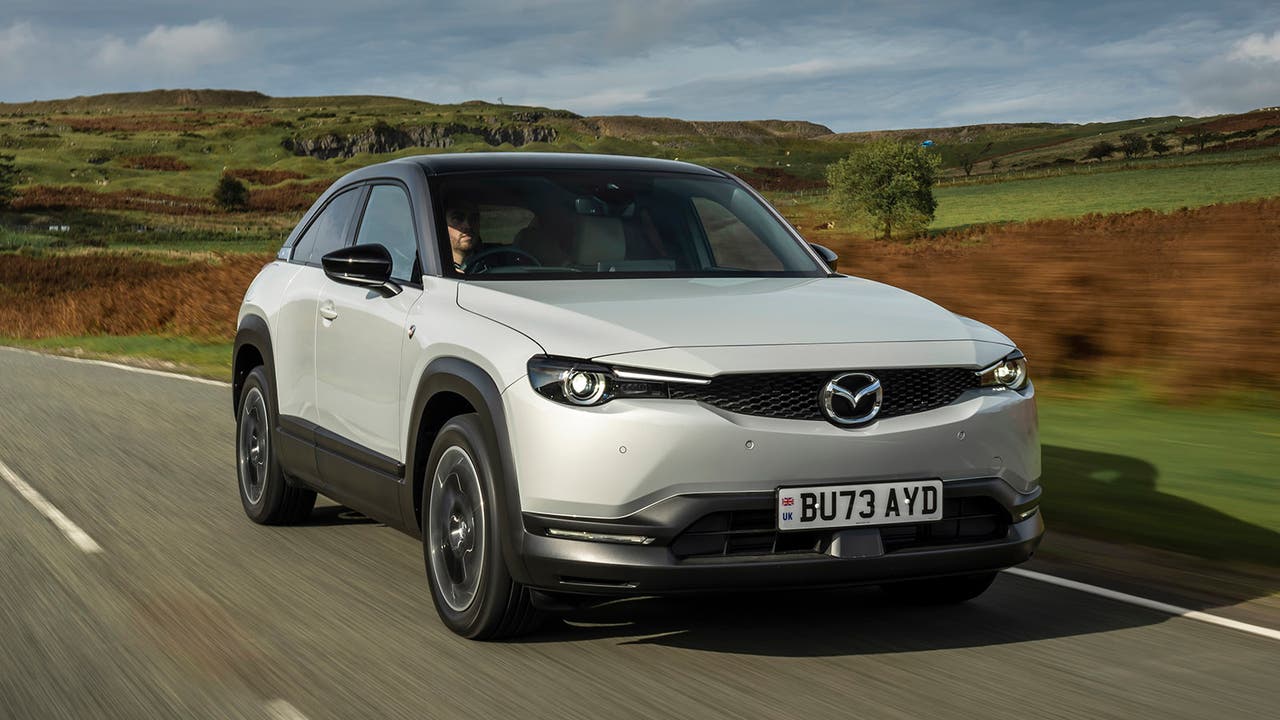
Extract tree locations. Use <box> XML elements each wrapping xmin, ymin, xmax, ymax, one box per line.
<box><xmin>214</xmin><ymin>174</ymin><xmax>249</xmax><ymax>210</ymax></box>
<box><xmin>1150</xmin><ymin>135</ymin><xmax>1171</xmax><ymax>155</ymax></box>
<box><xmin>826</xmin><ymin>141</ymin><xmax>941</xmax><ymax>240</ymax></box>
<box><xmin>0</xmin><ymin>154</ymin><xmax>18</xmax><ymax>210</ymax></box>
<box><xmin>957</xmin><ymin>141</ymin><xmax>993</xmax><ymax>177</ymax></box>
<box><xmin>1084</xmin><ymin>140</ymin><xmax>1117</xmax><ymax>161</ymax></box>
<box><xmin>1118</xmin><ymin>133</ymin><xmax>1148</xmax><ymax>158</ymax></box>
<box><xmin>1187</xmin><ymin>127</ymin><xmax>1217</xmax><ymax>151</ymax></box>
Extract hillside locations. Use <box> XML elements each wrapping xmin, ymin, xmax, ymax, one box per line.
<box><xmin>1</xmin><ymin>89</ymin><xmax>1278</xmax><ymax>241</ymax></box>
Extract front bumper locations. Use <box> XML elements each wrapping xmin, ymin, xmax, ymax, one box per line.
<box><xmin>503</xmin><ymin>377</ymin><xmax>1040</xmax><ymax>518</ymax></box>
<box><xmin>515</xmin><ymin>477</ymin><xmax>1043</xmax><ymax>595</ymax></box>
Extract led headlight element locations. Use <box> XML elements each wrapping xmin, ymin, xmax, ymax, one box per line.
<box><xmin>527</xmin><ymin>356</ymin><xmax>669</xmax><ymax>407</ymax></box>
<box><xmin>978</xmin><ymin>351</ymin><xmax>1029</xmax><ymax>391</ymax></box>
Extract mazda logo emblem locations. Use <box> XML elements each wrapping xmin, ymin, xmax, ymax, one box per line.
<box><xmin>820</xmin><ymin>372</ymin><xmax>883</xmax><ymax>427</ymax></box>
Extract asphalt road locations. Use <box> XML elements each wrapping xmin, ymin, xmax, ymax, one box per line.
<box><xmin>0</xmin><ymin>348</ymin><xmax>1276</xmax><ymax>720</ymax></box>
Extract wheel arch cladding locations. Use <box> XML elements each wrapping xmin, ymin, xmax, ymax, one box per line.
<box><xmin>233</xmin><ymin>314</ymin><xmax>275</xmax><ymax>417</ymax></box>
<box><xmin>405</xmin><ymin>357</ymin><xmax>532</xmax><ymax>584</ymax></box>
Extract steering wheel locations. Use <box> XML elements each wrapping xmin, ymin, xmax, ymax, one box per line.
<box><xmin>464</xmin><ymin>246</ymin><xmax>542</xmax><ymax>274</ymax></box>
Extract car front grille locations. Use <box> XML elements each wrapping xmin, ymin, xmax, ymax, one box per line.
<box><xmin>669</xmin><ymin>496</ymin><xmax>1010</xmax><ymax>560</ymax></box>
<box><xmin>667</xmin><ymin>368</ymin><xmax>979</xmax><ymax>421</ymax></box>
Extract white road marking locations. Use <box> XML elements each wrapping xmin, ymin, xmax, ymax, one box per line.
<box><xmin>1005</xmin><ymin>567</ymin><xmax>1280</xmax><ymax>641</ymax></box>
<box><xmin>0</xmin><ymin>345</ymin><xmax>229</xmax><ymax>387</ymax></box>
<box><xmin>0</xmin><ymin>459</ymin><xmax>103</xmax><ymax>554</ymax></box>
<box><xmin>265</xmin><ymin>699</ymin><xmax>311</xmax><ymax>720</ymax></box>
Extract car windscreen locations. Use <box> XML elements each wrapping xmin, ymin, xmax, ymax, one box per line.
<box><xmin>431</xmin><ymin>171</ymin><xmax>825</xmax><ymax>279</ymax></box>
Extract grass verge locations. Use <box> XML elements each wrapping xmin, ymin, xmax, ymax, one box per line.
<box><xmin>0</xmin><ymin>335</ymin><xmax>232</xmax><ymax>381</ymax></box>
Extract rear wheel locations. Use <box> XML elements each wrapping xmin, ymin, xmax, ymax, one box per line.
<box><xmin>237</xmin><ymin>367</ymin><xmax>316</xmax><ymax>524</ymax></box>
<box><xmin>423</xmin><ymin>414</ymin><xmax>543</xmax><ymax>639</ymax></box>
<box><xmin>879</xmin><ymin>571</ymin><xmax>998</xmax><ymax>604</ymax></box>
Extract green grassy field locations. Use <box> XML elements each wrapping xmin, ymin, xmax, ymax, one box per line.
<box><xmin>931</xmin><ymin>154</ymin><xmax>1280</xmax><ymax>229</ymax></box>
<box><xmin>1039</xmin><ymin>384</ymin><xmax>1279</xmax><ymax>567</ymax></box>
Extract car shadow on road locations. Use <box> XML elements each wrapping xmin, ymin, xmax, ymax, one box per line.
<box><xmin>1038</xmin><ymin>445</ymin><xmax>1280</xmax><ymax>570</ymax></box>
<box><xmin>522</xmin><ymin>579</ymin><xmax>1165</xmax><ymax>656</ymax></box>
<box><xmin>300</xmin><ymin>504</ymin><xmax>381</xmax><ymax>527</ymax></box>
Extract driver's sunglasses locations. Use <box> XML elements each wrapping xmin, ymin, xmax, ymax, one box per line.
<box><xmin>446</xmin><ymin>209</ymin><xmax>480</xmax><ymax>228</ymax></box>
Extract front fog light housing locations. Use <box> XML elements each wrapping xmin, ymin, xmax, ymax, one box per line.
<box><xmin>978</xmin><ymin>351</ymin><xmax>1030</xmax><ymax>391</ymax></box>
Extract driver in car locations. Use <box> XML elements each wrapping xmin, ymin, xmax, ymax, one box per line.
<box><xmin>445</xmin><ymin>201</ymin><xmax>483</xmax><ymax>272</ymax></box>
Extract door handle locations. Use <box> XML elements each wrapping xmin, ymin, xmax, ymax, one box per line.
<box><xmin>319</xmin><ymin>301</ymin><xmax>339</xmax><ymax>321</ymax></box>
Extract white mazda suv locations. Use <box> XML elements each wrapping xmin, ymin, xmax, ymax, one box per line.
<box><xmin>233</xmin><ymin>152</ymin><xmax>1043</xmax><ymax>639</ymax></box>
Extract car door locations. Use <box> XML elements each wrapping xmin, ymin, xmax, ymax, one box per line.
<box><xmin>272</xmin><ymin>186</ymin><xmax>365</xmax><ymax>484</ymax></box>
<box><xmin>314</xmin><ymin>182</ymin><xmax>424</xmax><ymax>522</ymax></box>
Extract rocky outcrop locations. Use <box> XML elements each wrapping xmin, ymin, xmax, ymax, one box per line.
<box><xmin>282</xmin><ymin>122</ymin><xmax>559</xmax><ymax>159</ymax></box>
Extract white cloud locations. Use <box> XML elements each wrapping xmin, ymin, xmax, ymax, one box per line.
<box><xmin>0</xmin><ymin>22</ymin><xmax>38</xmax><ymax>74</ymax></box>
<box><xmin>95</xmin><ymin>19</ymin><xmax>241</xmax><ymax>74</ymax></box>
<box><xmin>1228</xmin><ymin>31</ymin><xmax>1280</xmax><ymax>62</ymax></box>
<box><xmin>1181</xmin><ymin>29</ymin><xmax>1280</xmax><ymax>114</ymax></box>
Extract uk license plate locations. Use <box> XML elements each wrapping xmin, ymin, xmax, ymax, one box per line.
<box><xmin>776</xmin><ymin>480</ymin><xmax>943</xmax><ymax>531</ymax></box>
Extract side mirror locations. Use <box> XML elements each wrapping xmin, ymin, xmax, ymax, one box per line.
<box><xmin>322</xmin><ymin>244</ymin><xmax>401</xmax><ymax>295</ymax></box>
<box><xmin>810</xmin><ymin>243</ymin><xmax>839</xmax><ymax>273</ymax></box>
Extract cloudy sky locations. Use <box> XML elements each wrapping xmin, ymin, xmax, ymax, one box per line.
<box><xmin>1</xmin><ymin>1</ymin><xmax>1277</xmax><ymax>132</ymax></box>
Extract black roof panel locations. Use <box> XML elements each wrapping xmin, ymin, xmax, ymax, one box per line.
<box><xmin>395</xmin><ymin>152</ymin><xmax>724</xmax><ymax>177</ymax></box>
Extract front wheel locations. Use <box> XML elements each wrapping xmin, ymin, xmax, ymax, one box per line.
<box><xmin>879</xmin><ymin>571</ymin><xmax>998</xmax><ymax>604</ymax></box>
<box><xmin>236</xmin><ymin>367</ymin><xmax>315</xmax><ymax>525</ymax></box>
<box><xmin>423</xmin><ymin>414</ymin><xmax>543</xmax><ymax>639</ymax></box>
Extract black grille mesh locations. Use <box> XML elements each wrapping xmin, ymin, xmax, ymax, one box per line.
<box><xmin>668</xmin><ymin>368</ymin><xmax>978</xmax><ymax>421</ymax></box>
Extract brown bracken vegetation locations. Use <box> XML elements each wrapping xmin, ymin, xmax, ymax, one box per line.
<box><xmin>247</xmin><ymin>179</ymin><xmax>333</xmax><ymax>212</ymax></box>
<box><xmin>824</xmin><ymin>198</ymin><xmax>1280</xmax><ymax>394</ymax></box>
<box><xmin>227</xmin><ymin>168</ymin><xmax>308</xmax><ymax>186</ymax></box>
<box><xmin>61</xmin><ymin>112</ymin><xmax>275</xmax><ymax>133</ymax></box>
<box><xmin>0</xmin><ymin>254</ymin><xmax>271</xmax><ymax>340</ymax></box>
<box><xmin>14</xmin><ymin>185</ymin><xmax>214</xmax><ymax>214</ymax></box>
<box><xmin>118</xmin><ymin>155</ymin><xmax>192</xmax><ymax>171</ymax></box>
<box><xmin>1</xmin><ymin>199</ymin><xmax>1276</xmax><ymax>395</ymax></box>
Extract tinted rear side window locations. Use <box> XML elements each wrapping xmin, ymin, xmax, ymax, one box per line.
<box><xmin>291</xmin><ymin>188</ymin><xmax>361</xmax><ymax>265</ymax></box>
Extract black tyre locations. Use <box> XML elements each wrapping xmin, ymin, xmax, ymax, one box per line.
<box><xmin>880</xmin><ymin>571</ymin><xmax>998</xmax><ymax>604</ymax></box>
<box><xmin>422</xmin><ymin>413</ymin><xmax>543</xmax><ymax>640</ymax></box>
<box><xmin>236</xmin><ymin>367</ymin><xmax>316</xmax><ymax>525</ymax></box>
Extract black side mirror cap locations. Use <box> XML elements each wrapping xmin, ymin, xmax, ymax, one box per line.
<box><xmin>322</xmin><ymin>244</ymin><xmax>401</xmax><ymax>296</ymax></box>
<box><xmin>810</xmin><ymin>243</ymin><xmax>839</xmax><ymax>273</ymax></box>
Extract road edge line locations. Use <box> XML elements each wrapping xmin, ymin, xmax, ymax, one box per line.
<box><xmin>0</xmin><ymin>459</ymin><xmax>103</xmax><ymax>554</ymax></box>
<box><xmin>0</xmin><ymin>345</ymin><xmax>230</xmax><ymax>388</ymax></box>
<box><xmin>1004</xmin><ymin>567</ymin><xmax>1280</xmax><ymax>641</ymax></box>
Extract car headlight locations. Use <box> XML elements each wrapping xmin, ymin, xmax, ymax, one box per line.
<box><xmin>978</xmin><ymin>351</ymin><xmax>1030</xmax><ymax>391</ymax></box>
<box><xmin>527</xmin><ymin>356</ymin><xmax>706</xmax><ymax>407</ymax></box>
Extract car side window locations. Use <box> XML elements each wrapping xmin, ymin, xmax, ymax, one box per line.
<box><xmin>291</xmin><ymin>188</ymin><xmax>362</xmax><ymax>265</ymax></box>
<box><xmin>354</xmin><ymin>185</ymin><xmax>419</xmax><ymax>282</ymax></box>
